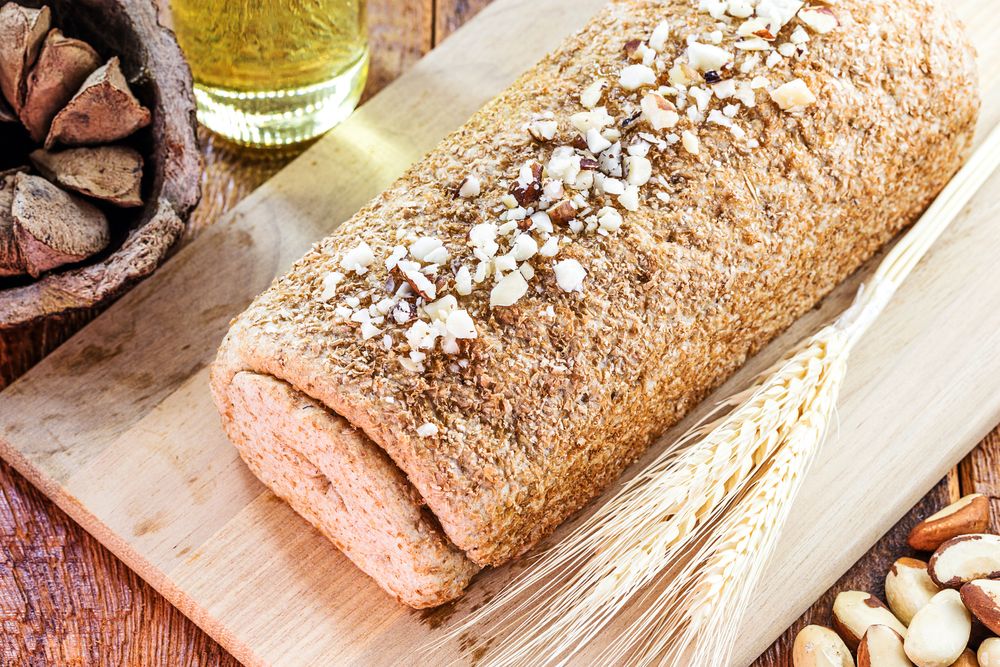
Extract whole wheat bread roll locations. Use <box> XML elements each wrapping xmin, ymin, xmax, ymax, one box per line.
<box><xmin>212</xmin><ymin>0</ymin><xmax>978</xmax><ymax>607</ymax></box>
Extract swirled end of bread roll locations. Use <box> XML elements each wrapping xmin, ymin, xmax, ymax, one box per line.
<box><xmin>221</xmin><ymin>370</ymin><xmax>478</xmax><ymax>608</ymax></box>
<box><xmin>212</xmin><ymin>0</ymin><xmax>978</xmax><ymax>607</ymax></box>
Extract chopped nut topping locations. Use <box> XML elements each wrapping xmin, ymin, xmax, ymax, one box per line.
<box><xmin>409</xmin><ymin>236</ymin><xmax>449</xmax><ymax>263</ymax></box>
<box><xmin>681</xmin><ymin>130</ymin><xmax>700</xmax><ymax>154</ymax></box>
<box><xmin>756</xmin><ymin>0</ymin><xmax>805</xmax><ymax>34</ymax></box>
<box><xmin>619</xmin><ymin>64</ymin><xmax>657</xmax><ymax>91</ymax></box>
<box><xmin>735</xmin><ymin>37</ymin><xmax>771</xmax><ymax>50</ymax></box>
<box><xmin>391</xmin><ymin>301</ymin><xmax>415</xmax><ymax>324</ymax></box>
<box><xmin>416</xmin><ymin>422</ymin><xmax>438</xmax><ymax>437</ymax></box>
<box><xmin>511</xmin><ymin>233</ymin><xmax>539</xmax><ymax>261</ymax></box>
<box><xmin>455</xmin><ymin>265</ymin><xmax>473</xmax><ymax>295</ymax></box>
<box><xmin>510</xmin><ymin>161</ymin><xmax>543</xmax><ymax>207</ymax></box>
<box><xmin>393</xmin><ymin>260</ymin><xmax>437</xmax><ymax>300</ymax></box>
<box><xmin>528</xmin><ymin>118</ymin><xmax>558</xmax><ymax>142</ymax></box>
<box><xmin>458</xmin><ymin>173</ymin><xmax>481</xmax><ymax>198</ymax></box>
<box><xmin>727</xmin><ymin>0</ymin><xmax>754</xmax><ymax>18</ymax></box>
<box><xmin>554</xmin><ymin>259</ymin><xmax>587</xmax><ymax>293</ymax></box>
<box><xmin>798</xmin><ymin>6</ymin><xmax>838</xmax><ymax>33</ymax></box>
<box><xmin>789</xmin><ymin>26</ymin><xmax>810</xmax><ymax>44</ymax></box>
<box><xmin>640</xmin><ymin>92</ymin><xmax>680</xmax><ymax>131</ymax></box>
<box><xmin>341</xmin><ymin>242</ymin><xmax>376</xmax><ymax>275</ymax></box>
<box><xmin>597</xmin><ymin>207</ymin><xmax>623</xmax><ymax>232</ymax></box>
<box><xmin>770</xmin><ymin>78</ymin><xmax>816</xmax><ymax>110</ymax></box>
<box><xmin>570</xmin><ymin>107</ymin><xmax>614</xmax><ymax>133</ymax></box>
<box><xmin>490</xmin><ymin>270</ymin><xmax>529</xmax><ymax>307</ymax></box>
<box><xmin>331</xmin><ymin>0</ymin><xmax>841</xmax><ymax>371</ymax></box>
<box><xmin>538</xmin><ymin>237</ymin><xmax>560</xmax><ymax>257</ymax></box>
<box><xmin>581</xmin><ymin>79</ymin><xmax>606</xmax><ymax>109</ymax></box>
<box><xmin>547</xmin><ymin>199</ymin><xmax>577</xmax><ymax>225</ymax></box>
<box><xmin>319</xmin><ymin>271</ymin><xmax>344</xmax><ymax>301</ymax></box>
<box><xmin>446</xmin><ymin>309</ymin><xmax>477</xmax><ymax>339</ymax></box>
<box><xmin>625</xmin><ymin>155</ymin><xmax>653</xmax><ymax>186</ymax></box>
<box><xmin>618</xmin><ymin>185</ymin><xmax>640</xmax><ymax>211</ymax></box>
<box><xmin>649</xmin><ymin>21</ymin><xmax>671</xmax><ymax>51</ymax></box>
<box><xmin>423</xmin><ymin>294</ymin><xmax>457</xmax><ymax>322</ymax></box>
<box><xmin>586</xmin><ymin>127</ymin><xmax>613</xmax><ymax>153</ymax></box>
<box><xmin>687</xmin><ymin>41</ymin><xmax>733</xmax><ymax>71</ymax></box>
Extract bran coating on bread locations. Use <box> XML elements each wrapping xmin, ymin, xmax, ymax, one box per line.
<box><xmin>212</xmin><ymin>0</ymin><xmax>979</xmax><ymax>603</ymax></box>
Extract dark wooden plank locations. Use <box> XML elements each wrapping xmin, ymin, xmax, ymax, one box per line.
<box><xmin>0</xmin><ymin>458</ymin><xmax>240</xmax><ymax>667</ymax></box>
<box><xmin>434</xmin><ymin>0</ymin><xmax>493</xmax><ymax>44</ymax></box>
<box><xmin>960</xmin><ymin>428</ymin><xmax>1000</xmax><ymax>534</ymax></box>
<box><xmin>753</xmin><ymin>472</ymin><xmax>959</xmax><ymax>666</ymax></box>
<box><xmin>369</xmin><ymin>0</ymin><xmax>434</xmax><ymax>99</ymax></box>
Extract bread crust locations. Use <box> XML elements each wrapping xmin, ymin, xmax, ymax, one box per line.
<box><xmin>212</xmin><ymin>0</ymin><xmax>979</xmax><ymax>605</ymax></box>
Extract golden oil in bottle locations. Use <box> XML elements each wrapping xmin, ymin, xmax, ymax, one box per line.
<box><xmin>170</xmin><ymin>0</ymin><xmax>368</xmax><ymax>147</ymax></box>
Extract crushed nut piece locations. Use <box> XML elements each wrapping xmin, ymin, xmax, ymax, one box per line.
<box><xmin>640</xmin><ymin>92</ymin><xmax>680</xmax><ymax>131</ymax></box>
<box><xmin>619</xmin><ymin>64</ymin><xmax>657</xmax><ymax>91</ymax></box>
<box><xmin>798</xmin><ymin>6</ymin><xmax>838</xmax><ymax>33</ymax></box>
<box><xmin>554</xmin><ymin>258</ymin><xmax>587</xmax><ymax>293</ymax></box>
<box><xmin>457</xmin><ymin>173</ymin><xmax>481</xmax><ymax>198</ymax></box>
<box><xmin>770</xmin><ymin>78</ymin><xmax>816</xmax><ymax>110</ymax></box>
<box><xmin>547</xmin><ymin>199</ymin><xmax>577</xmax><ymax>225</ymax></box>
<box><xmin>687</xmin><ymin>41</ymin><xmax>733</xmax><ymax>71</ymax></box>
<box><xmin>681</xmin><ymin>130</ymin><xmax>700</xmax><ymax>154</ymax></box>
<box><xmin>490</xmin><ymin>270</ymin><xmax>529</xmax><ymax>307</ymax></box>
<box><xmin>416</xmin><ymin>422</ymin><xmax>438</xmax><ymax>437</ymax></box>
<box><xmin>510</xmin><ymin>161</ymin><xmax>543</xmax><ymax>207</ymax></box>
<box><xmin>581</xmin><ymin>79</ymin><xmax>606</xmax><ymax>109</ymax></box>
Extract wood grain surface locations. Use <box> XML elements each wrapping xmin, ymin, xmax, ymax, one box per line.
<box><xmin>0</xmin><ymin>1</ymin><xmax>996</xmax><ymax>665</ymax></box>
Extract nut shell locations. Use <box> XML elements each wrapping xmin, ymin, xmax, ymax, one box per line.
<box><xmin>981</xmin><ymin>638</ymin><xmax>1000</xmax><ymax>667</ymax></box>
<box><xmin>793</xmin><ymin>624</ymin><xmax>854</xmax><ymax>667</ymax></box>
<box><xmin>903</xmin><ymin>589</ymin><xmax>971</xmax><ymax>667</ymax></box>
<box><xmin>857</xmin><ymin>625</ymin><xmax>909</xmax><ymax>667</ymax></box>
<box><xmin>0</xmin><ymin>167</ymin><xmax>26</xmax><ymax>276</ymax></box>
<box><xmin>0</xmin><ymin>3</ymin><xmax>50</xmax><ymax>112</ymax></box>
<box><xmin>0</xmin><ymin>0</ymin><xmax>200</xmax><ymax>375</ymax></box>
<box><xmin>908</xmin><ymin>494</ymin><xmax>991</xmax><ymax>552</ymax></box>
<box><xmin>832</xmin><ymin>591</ymin><xmax>907</xmax><ymax>652</ymax></box>
<box><xmin>960</xmin><ymin>578</ymin><xmax>1000</xmax><ymax>635</ymax></box>
<box><xmin>30</xmin><ymin>145</ymin><xmax>144</xmax><ymax>208</ymax></box>
<box><xmin>11</xmin><ymin>172</ymin><xmax>109</xmax><ymax>278</ymax></box>
<box><xmin>19</xmin><ymin>28</ymin><xmax>101</xmax><ymax>142</ymax></box>
<box><xmin>44</xmin><ymin>56</ymin><xmax>151</xmax><ymax>148</ymax></box>
<box><xmin>885</xmin><ymin>557</ymin><xmax>939</xmax><ymax>625</ymax></box>
<box><xmin>928</xmin><ymin>534</ymin><xmax>1000</xmax><ymax>589</ymax></box>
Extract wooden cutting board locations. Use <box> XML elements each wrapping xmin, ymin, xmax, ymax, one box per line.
<box><xmin>1</xmin><ymin>1</ymin><xmax>999</xmax><ymax>665</ymax></box>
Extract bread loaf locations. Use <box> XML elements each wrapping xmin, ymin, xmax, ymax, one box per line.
<box><xmin>212</xmin><ymin>0</ymin><xmax>978</xmax><ymax>607</ymax></box>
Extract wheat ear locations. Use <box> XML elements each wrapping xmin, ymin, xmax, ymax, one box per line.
<box><xmin>440</xmin><ymin>125</ymin><xmax>1000</xmax><ymax>667</ymax></box>
<box><xmin>609</xmin><ymin>326</ymin><xmax>847</xmax><ymax>667</ymax></box>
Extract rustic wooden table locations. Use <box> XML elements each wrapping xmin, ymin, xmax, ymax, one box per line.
<box><xmin>1</xmin><ymin>2</ymin><xmax>997</xmax><ymax>665</ymax></box>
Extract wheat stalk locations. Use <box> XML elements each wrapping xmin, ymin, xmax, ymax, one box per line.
<box><xmin>443</xmin><ymin>126</ymin><xmax>1000</xmax><ymax>667</ymax></box>
<box><xmin>623</xmin><ymin>336</ymin><xmax>844</xmax><ymax>667</ymax></box>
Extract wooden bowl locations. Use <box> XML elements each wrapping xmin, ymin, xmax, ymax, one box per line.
<box><xmin>0</xmin><ymin>0</ymin><xmax>201</xmax><ymax>382</ymax></box>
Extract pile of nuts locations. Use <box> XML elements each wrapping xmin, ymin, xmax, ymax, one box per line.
<box><xmin>794</xmin><ymin>494</ymin><xmax>1000</xmax><ymax>667</ymax></box>
<box><xmin>1</xmin><ymin>2</ymin><xmax>150</xmax><ymax>281</ymax></box>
